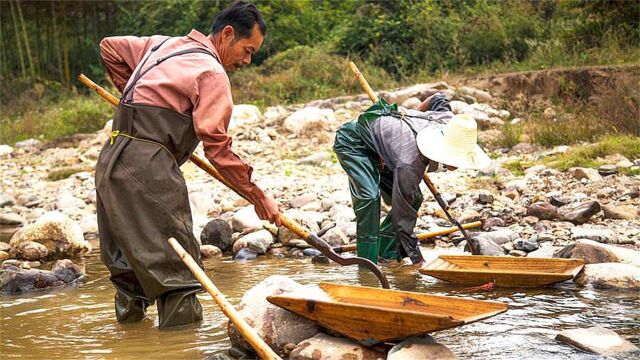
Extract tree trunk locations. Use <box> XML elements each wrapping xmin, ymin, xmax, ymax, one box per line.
<box><xmin>51</xmin><ymin>1</ymin><xmax>64</xmax><ymax>84</ymax></box>
<box><xmin>61</xmin><ymin>2</ymin><xmax>70</xmax><ymax>87</ymax></box>
<box><xmin>16</xmin><ymin>0</ymin><xmax>36</xmax><ymax>78</ymax></box>
<box><xmin>8</xmin><ymin>0</ymin><xmax>26</xmax><ymax>79</ymax></box>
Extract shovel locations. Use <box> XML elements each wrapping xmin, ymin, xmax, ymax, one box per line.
<box><xmin>78</xmin><ymin>74</ymin><xmax>390</xmax><ymax>289</ymax></box>
<box><xmin>348</xmin><ymin>62</ymin><xmax>481</xmax><ymax>255</ymax></box>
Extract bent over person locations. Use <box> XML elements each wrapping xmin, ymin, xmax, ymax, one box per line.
<box><xmin>333</xmin><ymin>92</ymin><xmax>491</xmax><ymax>265</ymax></box>
<box><xmin>96</xmin><ymin>1</ymin><xmax>279</xmax><ymax>329</ymax></box>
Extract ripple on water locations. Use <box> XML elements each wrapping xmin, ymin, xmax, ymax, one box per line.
<box><xmin>1</xmin><ymin>253</ymin><xmax>639</xmax><ymax>359</ymax></box>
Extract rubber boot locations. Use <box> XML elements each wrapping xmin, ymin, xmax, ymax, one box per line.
<box><xmin>357</xmin><ymin>235</ymin><xmax>379</xmax><ymax>264</ymax></box>
<box><xmin>115</xmin><ymin>291</ymin><xmax>150</xmax><ymax>323</ymax></box>
<box><xmin>378</xmin><ymin>214</ymin><xmax>398</xmax><ymax>261</ymax></box>
<box><xmin>157</xmin><ymin>289</ymin><xmax>203</xmax><ymax>329</ymax></box>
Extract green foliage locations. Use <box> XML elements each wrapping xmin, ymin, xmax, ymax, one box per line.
<box><xmin>543</xmin><ymin>136</ymin><xmax>640</xmax><ymax>171</ymax></box>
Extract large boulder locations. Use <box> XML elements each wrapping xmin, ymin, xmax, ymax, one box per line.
<box><xmin>575</xmin><ymin>263</ymin><xmax>640</xmax><ymax>289</ymax></box>
<box><xmin>227</xmin><ymin>276</ymin><xmax>321</xmax><ymax>355</ymax></box>
<box><xmin>232</xmin><ymin>206</ymin><xmax>264</xmax><ymax>233</ymax></box>
<box><xmin>201</xmin><ymin>219</ymin><xmax>234</xmax><ymax>252</ymax></box>
<box><xmin>387</xmin><ymin>336</ymin><xmax>456</xmax><ymax>360</ymax></box>
<box><xmin>289</xmin><ymin>333</ymin><xmax>384</xmax><ymax>360</ymax></box>
<box><xmin>9</xmin><ymin>241</ymin><xmax>49</xmax><ymax>261</ymax></box>
<box><xmin>9</xmin><ymin>212</ymin><xmax>91</xmax><ymax>259</ymax></box>
<box><xmin>283</xmin><ymin>107</ymin><xmax>335</xmax><ymax>136</ymax></box>
<box><xmin>555</xmin><ymin>327</ymin><xmax>638</xmax><ymax>356</ymax></box>
<box><xmin>554</xmin><ymin>240</ymin><xmax>640</xmax><ymax>265</ymax></box>
<box><xmin>465</xmin><ymin>235</ymin><xmax>505</xmax><ymax>256</ymax></box>
<box><xmin>238</xmin><ymin>229</ymin><xmax>273</xmax><ymax>254</ymax></box>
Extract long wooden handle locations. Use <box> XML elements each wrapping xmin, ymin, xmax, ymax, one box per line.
<box><xmin>335</xmin><ymin>221</ymin><xmax>482</xmax><ymax>253</ymax></box>
<box><xmin>349</xmin><ymin>62</ymin><xmax>379</xmax><ymax>103</ymax></box>
<box><xmin>168</xmin><ymin>238</ymin><xmax>281</xmax><ymax>360</ymax></box>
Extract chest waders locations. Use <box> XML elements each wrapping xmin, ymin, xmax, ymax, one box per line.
<box><xmin>95</xmin><ymin>38</ymin><xmax>217</xmax><ymax>328</ymax></box>
<box><xmin>333</xmin><ymin>99</ymin><xmax>424</xmax><ymax>264</ymax></box>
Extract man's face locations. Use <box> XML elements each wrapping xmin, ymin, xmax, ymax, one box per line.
<box><xmin>218</xmin><ymin>24</ymin><xmax>263</xmax><ymax>72</ymax></box>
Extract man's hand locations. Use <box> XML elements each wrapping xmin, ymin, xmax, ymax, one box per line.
<box><xmin>254</xmin><ymin>194</ymin><xmax>281</xmax><ymax>227</ymax></box>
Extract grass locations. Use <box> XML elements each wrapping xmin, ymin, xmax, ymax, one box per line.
<box><xmin>47</xmin><ymin>165</ymin><xmax>95</xmax><ymax>181</ymax></box>
<box><xmin>543</xmin><ymin>135</ymin><xmax>640</xmax><ymax>171</ymax></box>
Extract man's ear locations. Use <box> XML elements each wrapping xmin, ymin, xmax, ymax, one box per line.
<box><xmin>222</xmin><ymin>25</ymin><xmax>235</xmax><ymax>42</ymax></box>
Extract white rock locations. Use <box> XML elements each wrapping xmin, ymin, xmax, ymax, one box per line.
<box><xmin>79</xmin><ymin>215</ymin><xmax>99</xmax><ymax>235</ymax></box>
<box><xmin>239</xmin><ymin>229</ymin><xmax>273</xmax><ymax>254</ymax></box>
<box><xmin>229</xmin><ymin>104</ymin><xmax>261</xmax><ymax>129</ymax></box>
<box><xmin>55</xmin><ymin>193</ymin><xmax>86</xmax><ymax>211</ymax></box>
<box><xmin>263</xmin><ymin>105</ymin><xmax>288</xmax><ymax>123</ymax></box>
<box><xmin>290</xmin><ymin>193</ymin><xmax>317</xmax><ymax>208</ymax></box>
<box><xmin>283</xmin><ymin>107</ymin><xmax>335</xmax><ymax>135</ymax></box>
<box><xmin>569</xmin><ymin>167</ymin><xmax>602</xmax><ymax>182</ymax></box>
<box><xmin>228</xmin><ymin>276</ymin><xmax>321</xmax><ymax>356</ymax></box>
<box><xmin>449</xmin><ymin>100</ymin><xmax>470</xmax><ymax>114</ymax></box>
<box><xmin>9</xmin><ymin>211</ymin><xmax>91</xmax><ymax>258</ymax></box>
<box><xmin>556</xmin><ymin>327</ymin><xmax>638</xmax><ymax>356</ymax></box>
<box><xmin>570</xmin><ymin>227</ymin><xmax>617</xmax><ymax>244</ymax></box>
<box><xmin>0</xmin><ymin>145</ymin><xmax>14</xmax><ymax>158</ymax></box>
<box><xmin>401</xmin><ymin>97</ymin><xmax>422</xmax><ymax>109</ymax></box>
<box><xmin>575</xmin><ymin>263</ymin><xmax>640</xmax><ymax>289</ymax></box>
<box><xmin>200</xmin><ymin>244</ymin><xmax>221</xmax><ymax>258</ymax></box>
<box><xmin>290</xmin><ymin>333</ymin><xmax>384</xmax><ymax>360</ymax></box>
<box><xmin>232</xmin><ymin>206</ymin><xmax>264</xmax><ymax>233</ymax></box>
<box><xmin>14</xmin><ymin>138</ymin><xmax>42</xmax><ymax>150</ymax></box>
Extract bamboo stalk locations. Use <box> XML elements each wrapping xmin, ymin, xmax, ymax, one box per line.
<box><xmin>8</xmin><ymin>0</ymin><xmax>27</xmax><ymax>79</ymax></box>
<box><xmin>168</xmin><ymin>238</ymin><xmax>281</xmax><ymax>360</ymax></box>
<box><xmin>16</xmin><ymin>0</ymin><xmax>35</xmax><ymax>78</ymax></box>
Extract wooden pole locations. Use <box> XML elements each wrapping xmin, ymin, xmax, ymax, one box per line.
<box><xmin>349</xmin><ymin>62</ymin><xmax>379</xmax><ymax>103</ymax></box>
<box><xmin>335</xmin><ymin>221</ymin><xmax>482</xmax><ymax>253</ymax></box>
<box><xmin>168</xmin><ymin>238</ymin><xmax>281</xmax><ymax>360</ymax></box>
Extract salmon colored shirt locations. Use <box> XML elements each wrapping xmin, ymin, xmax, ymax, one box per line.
<box><xmin>99</xmin><ymin>29</ymin><xmax>264</xmax><ymax>202</ymax></box>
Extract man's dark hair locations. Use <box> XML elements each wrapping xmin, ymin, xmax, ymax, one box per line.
<box><xmin>211</xmin><ymin>1</ymin><xmax>266</xmax><ymax>39</ymax></box>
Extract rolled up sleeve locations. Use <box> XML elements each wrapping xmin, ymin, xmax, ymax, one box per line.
<box><xmin>191</xmin><ymin>71</ymin><xmax>264</xmax><ymax>202</ymax></box>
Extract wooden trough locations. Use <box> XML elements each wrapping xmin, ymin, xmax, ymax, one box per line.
<box><xmin>420</xmin><ymin>255</ymin><xmax>585</xmax><ymax>287</ymax></box>
<box><xmin>267</xmin><ymin>282</ymin><xmax>508</xmax><ymax>345</ymax></box>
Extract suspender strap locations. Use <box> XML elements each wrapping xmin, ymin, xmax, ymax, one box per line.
<box><xmin>121</xmin><ymin>39</ymin><xmax>219</xmax><ymax>103</ymax></box>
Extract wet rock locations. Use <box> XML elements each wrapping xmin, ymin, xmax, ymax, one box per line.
<box><xmin>0</xmin><ymin>193</ymin><xmax>16</xmax><ymax>208</ymax></box>
<box><xmin>302</xmin><ymin>248</ymin><xmax>321</xmax><ymax>257</ymax></box>
<box><xmin>569</xmin><ymin>167</ymin><xmax>602</xmax><ymax>182</ymax></box>
<box><xmin>554</xmin><ymin>240</ymin><xmax>640</xmax><ymax>265</ymax></box>
<box><xmin>9</xmin><ymin>241</ymin><xmax>49</xmax><ymax>261</ymax></box>
<box><xmin>240</xmin><ymin>229</ymin><xmax>273</xmax><ymax>254</ymax></box>
<box><xmin>1</xmin><ymin>268</ymin><xmax>63</xmax><ymax>294</ymax></box>
<box><xmin>232</xmin><ymin>206</ymin><xmax>264</xmax><ymax>233</ymax></box>
<box><xmin>201</xmin><ymin>219</ymin><xmax>234</xmax><ymax>252</ymax></box>
<box><xmin>289</xmin><ymin>333</ymin><xmax>384</xmax><ymax>360</ymax></box>
<box><xmin>51</xmin><ymin>259</ymin><xmax>84</xmax><ymax>283</ymax></box>
<box><xmin>387</xmin><ymin>335</ymin><xmax>456</xmax><ymax>360</ymax></box>
<box><xmin>321</xmin><ymin>227</ymin><xmax>349</xmax><ymax>246</ymax></box>
<box><xmin>200</xmin><ymin>245</ymin><xmax>222</xmax><ymax>258</ymax></box>
<box><xmin>556</xmin><ymin>327</ymin><xmax>639</xmax><ymax>356</ymax></box>
<box><xmin>290</xmin><ymin>193</ymin><xmax>317</xmax><ymax>209</ymax></box>
<box><xmin>526</xmin><ymin>202</ymin><xmax>558</xmax><ymax>220</ymax></box>
<box><xmin>575</xmin><ymin>263</ymin><xmax>640</xmax><ymax>289</ymax></box>
<box><xmin>228</xmin><ymin>276</ymin><xmax>321</xmax><ymax>356</ymax></box>
<box><xmin>9</xmin><ymin>211</ymin><xmax>91</xmax><ymax>259</ymax></box>
<box><xmin>233</xmin><ymin>248</ymin><xmax>258</xmax><ymax>261</ymax></box>
<box><xmin>312</xmin><ymin>254</ymin><xmax>330</xmax><ymax>264</ymax></box>
<box><xmin>509</xmin><ymin>250</ymin><xmax>527</xmax><ymax>257</ymax></box>
<box><xmin>603</xmin><ymin>205</ymin><xmax>638</xmax><ymax>220</ymax></box>
<box><xmin>570</xmin><ymin>227</ymin><xmax>617</xmax><ymax>244</ymax></box>
<box><xmin>514</xmin><ymin>238</ymin><xmax>539</xmax><ymax>252</ymax></box>
<box><xmin>559</xmin><ymin>201</ymin><xmax>601</xmax><ymax>224</ymax></box>
<box><xmin>283</xmin><ymin>107</ymin><xmax>334</xmax><ymax>136</ymax></box>
<box><xmin>0</xmin><ymin>213</ymin><xmax>25</xmax><ymax>225</ymax></box>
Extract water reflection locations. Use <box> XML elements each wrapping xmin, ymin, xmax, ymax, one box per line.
<box><xmin>1</xmin><ymin>253</ymin><xmax>639</xmax><ymax>359</ymax></box>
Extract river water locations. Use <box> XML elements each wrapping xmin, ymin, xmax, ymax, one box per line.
<box><xmin>1</xmin><ymin>251</ymin><xmax>639</xmax><ymax>359</ymax></box>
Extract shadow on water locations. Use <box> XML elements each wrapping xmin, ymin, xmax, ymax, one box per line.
<box><xmin>1</xmin><ymin>253</ymin><xmax>639</xmax><ymax>359</ymax></box>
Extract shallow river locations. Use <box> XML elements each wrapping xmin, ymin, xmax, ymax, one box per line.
<box><xmin>1</xmin><ymin>252</ymin><xmax>638</xmax><ymax>359</ymax></box>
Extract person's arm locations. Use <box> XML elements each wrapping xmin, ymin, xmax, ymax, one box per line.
<box><xmin>192</xmin><ymin>71</ymin><xmax>280</xmax><ymax>225</ymax></box>
<box><xmin>99</xmin><ymin>35</ymin><xmax>159</xmax><ymax>92</ymax></box>
<box><xmin>417</xmin><ymin>92</ymin><xmax>451</xmax><ymax>113</ymax></box>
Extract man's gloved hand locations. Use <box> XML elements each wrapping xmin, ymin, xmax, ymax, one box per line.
<box><xmin>254</xmin><ymin>194</ymin><xmax>281</xmax><ymax>227</ymax></box>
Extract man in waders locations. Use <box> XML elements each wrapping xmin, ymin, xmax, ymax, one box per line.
<box><xmin>333</xmin><ymin>93</ymin><xmax>492</xmax><ymax>266</ymax></box>
<box><xmin>96</xmin><ymin>1</ymin><xmax>280</xmax><ymax>328</ymax></box>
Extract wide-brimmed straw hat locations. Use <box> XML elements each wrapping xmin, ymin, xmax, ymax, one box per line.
<box><xmin>416</xmin><ymin>114</ymin><xmax>492</xmax><ymax>170</ymax></box>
